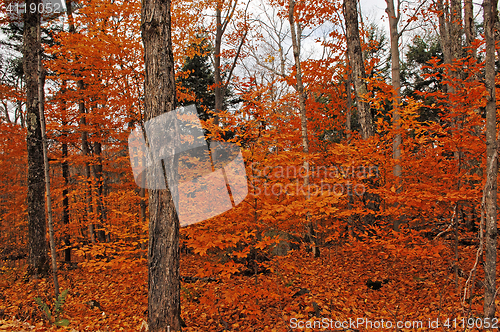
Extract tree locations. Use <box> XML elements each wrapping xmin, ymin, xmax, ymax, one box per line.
<box><xmin>482</xmin><ymin>0</ymin><xmax>497</xmax><ymax>322</ymax></box>
<box><xmin>288</xmin><ymin>0</ymin><xmax>318</xmax><ymax>257</ymax></box>
<box><xmin>343</xmin><ymin>0</ymin><xmax>373</xmax><ymax>139</ymax></box>
<box><xmin>401</xmin><ymin>35</ymin><xmax>444</xmax><ymax>123</ymax></box>
<box><xmin>385</xmin><ymin>0</ymin><xmax>403</xmax><ymax>231</ymax></box>
<box><xmin>213</xmin><ymin>0</ymin><xmax>248</xmax><ymax>117</ymax></box>
<box><xmin>24</xmin><ymin>0</ymin><xmax>49</xmax><ymax>276</ymax></box>
<box><xmin>177</xmin><ymin>37</ymin><xmax>215</xmax><ymax>119</ymax></box>
<box><xmin>141</xmin><ymin>0</ymin><xmax>182</xmax><ymax>330</ymax></box>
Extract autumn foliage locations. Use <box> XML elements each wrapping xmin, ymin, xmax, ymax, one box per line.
<box><xmin>0</xmin><ymin>0</ymin><xmax>499</xmax><ymax>330</ymax></box>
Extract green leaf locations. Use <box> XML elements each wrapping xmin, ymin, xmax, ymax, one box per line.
<box><xmin>34</xmin><ymin>297</ymin><xmax>52</xmax><ymax>321</ymax></box>
<box><xmin>54</xmin><ymin>289</ymin><xmax>69</xmax><ymax>317</ymax></box>
<box><xmin>55</xmin><ymin>318</ymin><xmax>70</xmax><ymax>326</ymax></box>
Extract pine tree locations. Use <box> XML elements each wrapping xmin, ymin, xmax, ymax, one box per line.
<box><xmin>177</xmin><ymin>38</ymin><xmax>215</xmax><ymax>120</ymax></box>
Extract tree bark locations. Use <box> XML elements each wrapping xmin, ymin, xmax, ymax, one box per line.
<box><xmin>483</xmin><ymin>0</ymin><xmax>498</xmax><ymax>322</ymax></box>
<box><xmin>38</xmin><ymin>31</ymin><xmax>59</xmax><ymax>297</ymax></box>
<box><xmin>61</xmin><ymin>82</ymin><xmax>70</xmax><ymax>262</ymax></box>
<box><xmin>289</xmin><ymin>0</ymin><xmax>319</xmax><ymax>257</ymax></box>
<box><xmin>464</xmin><ymin>0</ymin><xmax>475</xmax><ymax>56</ymax></box>
<box><xmin>385</xmin><ymin>0</ymin><xmax>403</xmax><ymax>230</ymax></box>
<box><xmin>24</xmin><ymin>0</ymin><xmax>49</xmax><ymax>276</ymax></box>
<box><xmin>214</xmin><ymin>4</ymin><xmax>223</xmax><ymax>118</ymax></box>
<box><xmin>343</xmin><ymin>0</ymin><xmax>373</xmax><ymax>139</ymax></box>
<box><xmin>62</xmin><ymin>0</ymin><xmax>74</xmax><ymax>262</ymax></box>
<box><xmin>141</xmin><ymin>0</ymin><xmax>182</xmax><ymax>329</ymax></box>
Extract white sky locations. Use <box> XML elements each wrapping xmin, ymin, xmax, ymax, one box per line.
<box><xmin>360</xmin><ymin>0</ymin><xmax>389</xmax><ymax>24</ymax></box>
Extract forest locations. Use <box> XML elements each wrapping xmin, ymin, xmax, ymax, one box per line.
<box><xmin>0</xmin><ymin>0</ymin><xmax>499</xmax><ymax>330</ymax></box>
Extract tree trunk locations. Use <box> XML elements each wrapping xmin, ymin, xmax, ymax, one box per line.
<box><xmin>289</xmin><ymin>0</ymin><xmax>319</xmax><ymax>258</ymax></box>
<box><xmin>62</xmin><ymin>1</ymin><xmax>74</xmax><ymax>262</ymax></box>
<box><xmin>24</xmin><ymin>0</ymin><xmax>49</xmax><ymax>276</ymax></box>
<box><xmin>385</xmin><ymin>0</ymin><xmax>404</xmax><ymax>231</ymax></box>
<box><xmin>449</xmin><ymin>0</ymin><xmax>463</xmax><ymax>60</ymax></box>
<box><xmin>140</xmin><ymin>186</ymin><xmax>147</xmax><ymax>224</ymax></box>
<box><xmin>346</xmin><ymin>72</ymin><xmax>352</xmax><ymax>140</ymax></box>
<box><xmin>141</xmin><ymin>0</ymin><xmax>182</xmax><ymax>329</ymax></box>
<box><xmin>214</xmin><ymin>4</ymin><xmax>223</xmax><ymax>119</ymax></box>
<box><xmin>483</xmin><ymin>0</ymin><xmax>498</xmax><ymax>322</ymax></box>
<box><xmin>343</xmin><ymin>0</ymin><xmax>373</xmax><ymax>139</ymax></box>
<box><xmin>91</xmin><ymin>138</ymin><xmax>106</xmax><ymax>242</ymax></box>
<box><xmin>38</xmin><ymin>31</ymin><xmax>60</xmax><ymax>297</ymax></box>
<box><xmin>77</xmin><ymin>79</ymin><xmax>95</xmax><ymax>243</ymax></box>
<box><xmin>464</xmin><ymin>0</ymin><xmax>475</xmax><ymax>55</ymax></box>
<box><xmin>62</xmin><ymin>116</ymin><xmax>70</xmax><ymax>262</ymax></box>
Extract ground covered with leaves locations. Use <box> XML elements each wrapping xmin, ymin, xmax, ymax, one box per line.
<box><xmin>0</xmin><ymin>232</ymin><xmax>491</xmax><ymax>331</ymax></box>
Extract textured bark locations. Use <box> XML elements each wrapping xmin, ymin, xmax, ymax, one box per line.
<box><xmin>464</xmin><ymin>0</ymin><xmax>475</xmax><ymax>54</ymax></box>
<box><xmin>385</xmin><ymin>0</ymin><xmax>403</xmax><ymax>230</ymax></box>
<box><xmin>343</xmin><ymin>0</ymin><xmax>373</xmax><ymax>139</ymax></box>
<box><xmin>24</xmin><ymin>0</ymin><xmax>49</xmax><ymax>276</ymax></box>
<box><xmin>38</xmin><ymin>40</ymin><xmax>59</xmax><ymax>298</ymax></box>
<box><xmin>90</xmin><ymin>130</ymin><xmax>106</xmax><ymax>242</ymax></box>
<box><xmin>345</xmin><ymin>73</ymin><xmax>352</xmax><ymax>140</ymax></box>
<box><xmin>437</xmin><ymin>0</ymin><xmax>462</xmax><ymax>84</ymax></box>
<box><xmin>437</xmin><ymin>0</ymin><xmax>452</xmax><ymax>77</ymax></box>
<box><xmin>63</xmin><ymin>1</ymin><xmax>75</xmax><ymax>261</ymax></box>
<box><xmin>214</xmin><ymin>4</ymin><xmax>223</xmax><ymax>118</ymax></box>
<box><xmin>483</xmin><ymin>0</ymin><xmax>498</xmax><ymax>321</ymax></box>
<box><xmin>141</xmin><ymin>0</ymin><xmax>182</xmax><ymax>329</ymax></box>
<box><xmin>449</xmin><ymin>0</ymin><xmax>462</xmax><ymax>60</ymax></box>
<box><xmin>289</xmin><ymin>0</ymin><xmax>318</xmax><ymax>258</ymax></box>
<box><xmin>77</xmin><ymin>79</ymin><xmax>95</xmax><ymax>243</ymax></box>
<box><xmin>62</xmin><ymin>115</ymin><xmax>70</xmax><ymax>262</ymax></box>
<box><xmin>213</xmin><ymin>0</ymin><xmax>245</xmax><ymax>119</ymax></box>
<box><xmin>61</xmin><ymin>81</ymin><xmax>70</xmax><ymax>262</ymax></box>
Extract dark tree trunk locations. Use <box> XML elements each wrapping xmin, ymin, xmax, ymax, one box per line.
<box><xmin>92</xmin><ymin>141</ymin><xmax>107</xmax><ymax>242</ymax></box>
<box><xmin>77</xmin><ymin>80</ymin><xmax>95</xmax><ymax>243</ymax></box>
<box><xmin>483</xmin><ymin>0</ymin><xmax>498</xmax><ymax>322</ymax></box>
<box><xmin>24</xmin><ymin>0</ymin><xmax>49</xmax><ymax>276</ymax></box>
<box><xmin>343</xmin><ymin>0</ymin><xmax>373</xmax><ymax>139</ymax></box>
<box><xmin>62</xmin><ymin>0</ymin><xmax>74</xmax><ymax>263</ymax></box>
<box><xmin>141</xmin><ymin>0</ymin><xmax>182</xmax><ymax>329</ymax></box>
<box><xmin>60</xmin><ymin>80</ymin><xmax>71</xmax><ymax>262</ymax></box>
<box><xmin>62</xmin><ymin>125</ymin><xmax>71</xmax><ymax>262</ymax></box>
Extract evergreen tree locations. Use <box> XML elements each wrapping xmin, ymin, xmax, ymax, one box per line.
<box><xmin>401</xmin><ymin>36</ymin><xmax>444</xmax><ymax>123</ymax></box>
<box><xmin>177</xmin><ymin>38</ymin><xmax>215</xmax><ymax>121</ymax></box>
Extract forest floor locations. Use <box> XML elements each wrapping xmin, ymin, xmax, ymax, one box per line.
<box><xmin>0</xmin><ymin>234</ymin><xmax>488</xmax><ymax>331</ymax></box>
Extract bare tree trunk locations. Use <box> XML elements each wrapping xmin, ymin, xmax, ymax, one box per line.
<box><xmin>449</xmin><ymin>0</ymin><xmax>463</xmax><ymax>60</ymax></box>
<box><xmin>91</xmin><ymin>134</ymin><xmax>106</xmax><ymax>242</ymax></box>
<box><xmin>343</xmin><ymin>0</ymin><xmax>373</xmax><ymax>139</ymax></box>
<box><xmin>24</xmin><ymin>0</ymin><xmax>49</xmax><ymax>276</ymax></box>
<box><xmin>437</xmin><ymin>0</ymin><xmax>451</xmax><ymax>86</ymax></box>
<box><xmin>214</xmin><ymin>4</ymin><xmax>223</xmax><ymax>119</ymax></box>
<box><xmin>213</xmin><ymin>0</ymin><xmax>245</xmax><ymax>121</ymax></box>
<box><xmin>140</xmin><ymin>186</ymin><xmax>147</xmax><ymax>224</ymax></box>
<box><xmin>289</xmin><ymin>0</ymin><xmax>319</xmax><ymax>258</ymax></box>
<box><xmin>385</xmin><ymin>0</ymin><xmax>403</xmax><ymax>230</ymax></box>
<box><xmin>483</xmin><ymin>0</ymin><xmax>498</xmax><ymax>322</ymax></box>
<box><xmin>77</xmin><ymin>80</ymin><xmax>95</xmax><ymax>243</ymax></box>
<box><xmin>38</xmin><ymin>27</ymin><xmax>59</xmax><ymax>297</ymax></box>
<box><xmin>141</xmin><ymin>0</ymin><xmax>182</xmax><ymax>329</ymax></box>
<box><xmin>464</xmin><ymin>0</ymin><xmax>475</xmax><ymax>55</ymax></box>
<box><xmin>61</xmin><ymin>0</ymin><xmax>74</xmax><ymax>262</ymax></box>
<box><xmin>346</xmin><ymin>72</ymin><xmax>352</xmax><ymax>140</ymax></box>
<box><xmin>61</xmin><ymin>122</ymin><xmax>70</xmax><ymax>261</ymax></box>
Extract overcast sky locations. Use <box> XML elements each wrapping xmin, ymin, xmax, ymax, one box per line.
<box><xmin>360</xmin><ymin>0</ymin><xmax>388</xmax><ymax>24</ymax></box>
